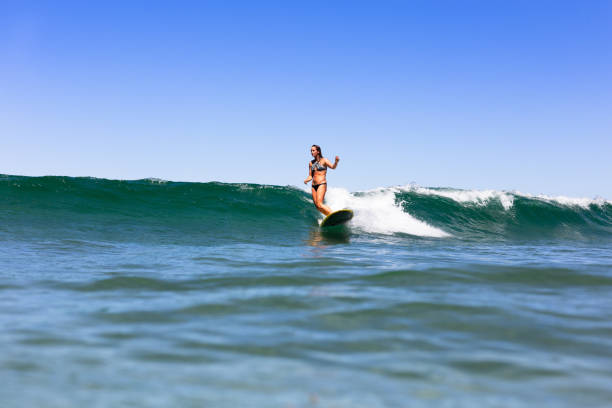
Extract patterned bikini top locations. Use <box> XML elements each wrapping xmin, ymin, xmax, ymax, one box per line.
<box><xmin>311</xmin><ymin>160</ymin><xmax>326</xmax><ymax>174</ymax></box>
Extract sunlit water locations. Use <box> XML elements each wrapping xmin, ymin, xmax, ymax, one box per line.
<box><xmin>1</xmin><ymin>175</ymin><xmax>611</xmax><ymax>407</ymax></box>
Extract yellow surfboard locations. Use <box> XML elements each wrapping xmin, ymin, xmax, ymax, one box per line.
<box><xmin>320</xmin><ymin>209</ymin><xmax>354</xmax><ymax>228</ymax></box>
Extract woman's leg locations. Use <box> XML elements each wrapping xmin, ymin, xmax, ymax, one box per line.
<box><xmin>315</xmin><ymin>184</ymin><xmax>332</xmax><ymax>215</ymax></box>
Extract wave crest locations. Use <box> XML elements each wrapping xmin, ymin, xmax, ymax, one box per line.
<box><xmin>324</xmin><ymin>187</ymin><xmax>450</xmax><ymax>237</ymax></box>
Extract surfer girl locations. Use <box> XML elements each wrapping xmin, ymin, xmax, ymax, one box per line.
<box><xmin>304</xmin><ymin>144</ymin><xmax>339</xmax><ymax>216</ymax></box>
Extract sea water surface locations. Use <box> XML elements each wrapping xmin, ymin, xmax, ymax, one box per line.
<box><xmin>1</xmin><ymin>175</ymin><xmax>611</xmax><ymax>407</ymax></box>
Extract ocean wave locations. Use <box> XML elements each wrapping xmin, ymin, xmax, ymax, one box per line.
<box><xmin>1</xmin><ymin>175</ymin><xmax>610</xmax><ymax>242</ymax></box>
<box><xmin>406</xmin><ymin>186</ymin><xmax>516</xmax><ymax>210</ymax></box>
<box><xmin>324</xmin><ymin>187</ymin><xmax>450</xmax><ymax>237</ymax></box>
<box><xmin>394</xmin><ymin>185</ymin><xmax>610</xmax><ymax>210</ymax></box>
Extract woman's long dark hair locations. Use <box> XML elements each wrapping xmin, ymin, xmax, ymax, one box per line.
<box><xmin>312</xmin><ymin>144</ymin><xmax>322</xmax><ymax>160</ymax></box>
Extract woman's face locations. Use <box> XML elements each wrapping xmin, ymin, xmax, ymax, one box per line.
<box><xmin>310</xmin><ymin>147</ymin><xmax>318</xmax><ymax>157</ymax></box>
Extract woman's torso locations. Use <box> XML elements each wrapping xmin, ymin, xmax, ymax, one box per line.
<box><xmin>311</xmin><ymin>158</ymin><xmax>327</xmax><ymax>184</ymax></box>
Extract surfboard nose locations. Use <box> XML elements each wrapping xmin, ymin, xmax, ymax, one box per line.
<box><xmin>320</xmin><ymin>209</ymin><xmax>354</xmax><ymax>228</ymax></box>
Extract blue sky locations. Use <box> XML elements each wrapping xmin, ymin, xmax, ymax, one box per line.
<box><xmin>2</xmin><ymin>1</ymin><xmax>611</xmax><ymax>197</ymax></box>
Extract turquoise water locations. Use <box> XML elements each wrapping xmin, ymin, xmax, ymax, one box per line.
<box><xmin>1</xmin><ymin>175</ymin><xmax>612</xmax><ymax>407</ymax></box>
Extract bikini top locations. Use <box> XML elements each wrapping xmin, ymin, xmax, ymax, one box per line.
<box><xmin>311</xmin><ymin>159</ymin><xmax>326</xmax><ymax>173</ymax></box>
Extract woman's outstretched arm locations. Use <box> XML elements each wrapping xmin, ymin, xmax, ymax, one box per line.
<box><xmin>325</xmin><ymin>156</ymin><xmax>340</xmax><ymax>169</ymax></box>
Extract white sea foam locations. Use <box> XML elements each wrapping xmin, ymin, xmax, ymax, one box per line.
<box><xmin>401</xmin><ymin>186</ymin><xmax>515</xmax><ymax>210</ymax></box>
<box><xmin>395</xmin><ymin>185</ymin><xmax>610</xmax><ymax>210</ymax></box>
<box><xmin>323</xmin><ymin>187</ymin><xmax>450</xmax><ymax>237</ymax></box>
<box><xmin>514</xmin><ymin>192</ymin><xmax>611</xmax><ymax>209</ymax></box>
<box><xmin>310</xmin><ymin>184</ymin><xmax>609</xmax><ymax>236</ymax></box>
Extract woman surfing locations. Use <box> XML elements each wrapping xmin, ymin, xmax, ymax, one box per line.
<box><xmin>304</xmin><ymin>144</ymin><xmax>339</xmax><ymax>216</ymax></box>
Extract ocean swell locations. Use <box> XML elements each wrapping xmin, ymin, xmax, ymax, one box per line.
<box><xmin>1</xmin><ymin>175</ymin><xmax>610</xmax><ymax>242</ymax></box>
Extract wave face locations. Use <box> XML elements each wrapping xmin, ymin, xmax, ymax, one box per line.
<box><xmin>393</xmin><ymin>186</ymin><xmax>612</xmax><ymax>240</ymax></box>
<box><xmin>0</xmin><ymin>175</ymin><xmax>318</xmax><ymax>246</ymax></box>
<box><xmin>1</xmin><ymin>175</ymin><xmax>611</xmax><ymax>242</ymax></box>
